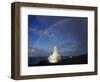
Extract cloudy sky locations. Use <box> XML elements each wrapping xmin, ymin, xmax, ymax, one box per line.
<box><xmin>28</xmin><ymin>15</ymin><xmax>88</xmax><ymax>57</ymax></box>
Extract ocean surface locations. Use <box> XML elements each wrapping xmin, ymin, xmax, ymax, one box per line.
<box><xmin>28</xmin><ymin>54</ymin><xmax>87</xmax><ymax>66</ymax></box>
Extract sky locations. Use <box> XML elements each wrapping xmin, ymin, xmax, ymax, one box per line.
<box><xmin>28</xmin><ymin>15</ymin><xmax>88</xmax><ymax>57</ymax></box>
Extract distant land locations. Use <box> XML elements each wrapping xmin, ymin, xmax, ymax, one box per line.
<box><xmin>28</xmin><ymin>54</ymin><xmax>88</xmax><ymax>66</ymax></box>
